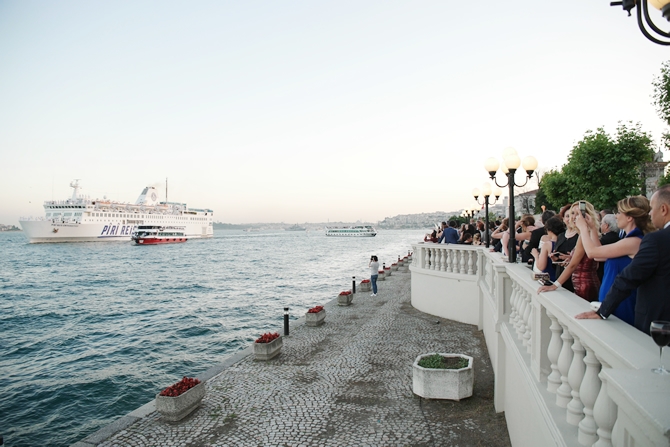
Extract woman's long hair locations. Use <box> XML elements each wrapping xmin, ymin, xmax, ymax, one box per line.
<box><xmin>618</xmin><ymin>195</ymin><xmax>655</xmax><ymax>234</ymax></box>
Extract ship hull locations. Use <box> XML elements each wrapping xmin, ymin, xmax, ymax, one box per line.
<box><xmin>19</xmin><ymin>220</ymin><xmax>212</xmax><ymax>243</ymax></box>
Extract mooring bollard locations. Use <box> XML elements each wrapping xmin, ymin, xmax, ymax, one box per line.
<box><xmin>284</xmin><ymin>307</ymin><xmax>289</xmax><ymax>336</ymax></box>
<box><xmin>352</xmin><ymin>276</ymin><xmax>356</xmax><ymax>294</ymax></box>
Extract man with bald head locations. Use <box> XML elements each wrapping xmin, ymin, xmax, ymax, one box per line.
<box><xmin>576</xmin><ymin>185</ymin><xmax>670</xmax><ymax>334</ymax></box>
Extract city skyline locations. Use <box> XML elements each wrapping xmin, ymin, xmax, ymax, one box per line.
<box><xmin>1</xmin><ymin>1</ymin><xmax>668</xmax><ymax>226</ymax></box>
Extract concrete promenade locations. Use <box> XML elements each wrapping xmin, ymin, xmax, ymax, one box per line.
<box><xmin>75</xmin><ymin>268</ymin><xmax>511</xmax><ymax>447</ymax></box>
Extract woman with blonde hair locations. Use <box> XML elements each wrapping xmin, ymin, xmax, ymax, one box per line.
<box><xmin>538</xmin><ymin>201</ymin><xmax>601</xmax><ymax>301</ymax></box>
<box><xmin>574</xmin><ymin>195</ymin><xmax>654</xmax><ymax>326</ymax></box>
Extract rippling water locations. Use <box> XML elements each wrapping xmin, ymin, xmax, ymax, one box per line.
<box><xmin>0</xmin><ymin>229</ymin><xmax>422</xmax><ymax>447</ymax></box>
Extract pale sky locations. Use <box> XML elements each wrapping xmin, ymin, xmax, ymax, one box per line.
<box><xmin>1</xmin><ymin>1</ymin><xmax>668</xmax><ymax>225</ymax></box>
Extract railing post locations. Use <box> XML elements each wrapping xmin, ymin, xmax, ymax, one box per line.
<box><xmin>578</xmin><ymin>342</ymin><xmax>602</xmax><ymax>446</ymax></box>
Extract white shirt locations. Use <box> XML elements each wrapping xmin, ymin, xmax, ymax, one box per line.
<box><xmin>370</xmin><ymin>261</ymin><xmax>379</xmax><ymax>276</ymax></box>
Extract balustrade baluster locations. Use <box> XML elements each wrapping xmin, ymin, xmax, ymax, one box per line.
<box><xmin>508</xmin><ymin>283</ymin><xmax>519</xmax><ymax>327</ymax></box>
<box><xmin>566</xmin><ymin>336</ymin><xmax>586</xmax><ymax>426</ymax></box>
<box><xmin>434</xmin><ymin>247</ymin><xmax>441</xmax><ymax>271</ymax></box>
<box><xmin>592</xmin><ymin>361</ymin><xmax>616</xmax><ymax>447</ymax></box>
<box><xmin>431</xmin><ymin>248</ymin><xmax>437</xmax><ymax>270</ymax></box>
<box><xmin>467</xmin><ymin>250</ymin><xmax>474</xmax><ymax>275</ymax></box>
<box><xmin>522</xmin><ymin>290</ymin><xmax>532</xmax><ymax>351</ymax></box>
<box><xmin>556</xmin><ymin>323</ymin><xmax>574</xmax><ymax>408</ymax></box>
<box><xmin>424</xmin><ymin>247</ymin><xmax>430</xmax><ymax>269</ymax></box>
<box><xmin>578</xmin><ymin>342</ymin><xmax>601</xmax><ymax>446</ymax></box>
<box><xmin>458</xmin><ymin>250</ymin><xmax>466</xmax><ymax>274</ymax></box>
<box><xmin>515</xmin><ymin>286</ymin><xmax>528</xmax><ymax>340</ymax></box>
<box><xmin>447</xmin><ymin>249</ymin><xmax>454</xmax><ymax>273</ymax></box>
<box><xmin>546</xmin><ymin>311</ymin><xmax>562</xmax><ymax>394</ymax></box>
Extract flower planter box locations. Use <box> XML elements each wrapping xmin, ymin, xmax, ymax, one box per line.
<box><xmin>377</xmin><ymin>270</ymin><xmax>385</xmax><ymax>280</ymax></box>
<box><xmin>384</xmin><ymin>267</ymin><xmax>392</xmax><ymax>277</ymax></box>
<box><xmin>391</xmin><ymin>263</ymin><xmax>399</xmax><ymax>271</ymax></box>
<box><xmin>412</xmin><ymin>353</ymin><xmax>474</xmax><ymax>401</ymax></box>
<box><xmin>254</xmin><ymin>336</ymin><xmax>283</xmax><ymax>360</ymax></box>
<box><xmin>155</xmin><ymin>382</ymin><xmax>205</xmax><ymax>422</ymax></box>
<box><xmin>337</xmin><ymin>291</ymin><xmax>354</xmax><ymax>306</ymax></box>
<box><xmin>359</xmin><ymin>280</ymin><xmax>371</xmax><ymax>292</ymax></box>
<box><xmin>397</xmin><ymin>259</ymin><xmax>404</xmax><ymax>267</ymax></box>
<box><xmin>305</xmin><ymin>309</ymin><xmax>326</xmax><ymax>326</ymax></box>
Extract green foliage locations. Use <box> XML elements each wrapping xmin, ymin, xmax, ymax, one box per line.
<box><xmin>659</xmin><ymin>170</ymin><xmax>670</xmax><ymax>187</ymax></box>
<box><xmin>533</xmin><ymin>187</ymin><xmax>561</xmax><ymax>214</ymax></box>
<box><xmin>418</xmin><ymin>354</ymin><xmax>469</xmax><ymax>370</ymax></box>
<box><xmin>539</xmin><ymin>123</ymin><xmax>654</xmax><ymax>210</ymax></box>
<box><xmin>652</xmin><ymin>60</ymin><xmax>670</xmax><ymax>150</ymax></box>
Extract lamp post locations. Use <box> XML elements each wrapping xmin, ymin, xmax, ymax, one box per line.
<box><xmin>473</xmin><ymin>183</ymin><xmax>502</xmax><ymax>248</ymax></box>
<box><xmin>485</xmin><ymin>148</ymin><xmax>538</xmax><ymax>263</ymax></box>
<box><xmin>611</xmin><ymin>0</ymin><xmax>670</xmax><ymax>45</ymax></box>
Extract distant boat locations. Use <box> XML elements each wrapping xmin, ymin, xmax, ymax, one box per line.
<box><xmin>131</xmin><ymin>226</ymin><xmax>187</xmax><ymax>245</ymax></box>
<box><xmin>285</xmin><ymin>224</ymin><xmax>306</xmax><ymax>231</ymax></box>
<box><xmin>325</xmin><ymin>225</ymin><xmax>377</xmax><ymax>237</ymax></box>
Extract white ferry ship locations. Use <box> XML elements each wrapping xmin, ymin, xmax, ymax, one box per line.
<box><xmin>324</xmin><ymin>225</ymin><xmax>377</xmax><ymax>237</ymax></box>
<box><xmin>19</xmin><ymin>180</ymin><xmax>214</xmax><ymax>243</ymax></box>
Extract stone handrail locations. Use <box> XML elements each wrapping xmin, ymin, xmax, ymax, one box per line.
<box><xmin>410</xmin><ymin>243</ymin><xmax>670</xmax><ymax>447</ymax></box>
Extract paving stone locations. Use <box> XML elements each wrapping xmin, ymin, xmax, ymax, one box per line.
<box><xmin>91</xmin><ymin>270</ymin><xmax>510</xmax><ymax>447</ymax></box>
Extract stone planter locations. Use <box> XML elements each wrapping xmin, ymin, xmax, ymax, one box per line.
<box><xmin>305</xmin><ymin>309</ymin><xmax>326</xmax><ymax>326</ymax></box>
<box><xmin>377</xmin><ymin>270</ymin><xmax>385</xmax><ymax>280</ymax></box>
<box><xmin>155</xmin><ymin>382</ymin><xmax>205</xmax><ymax>422</ymax></box>
<box><xmin>384</xmin><ymin>267</ymin><xmax>392</xmax><ymax>277</ymax></box>
<box><xmin>254</xmin><ymin>336</ymin><xmax>283</xmax><ymax>360</ymax></box>
<box><xmin>359</xmin><ymin>280</ymin><xmax>371</xmax><ymax>292</ymax></box>
<box><xmin>337</xmin><ymin>292</ymin><xmax>354</xmax><ymax>306</ymax></box>
<box><xmin>412</xmin><ymin>353</ymin><xmax>474</xmax><ymax>401</ymax></box>
<box><xmin>391</xmin><ymin>263</ymin><xmax>399</xmax><ymax>271</ymax></box>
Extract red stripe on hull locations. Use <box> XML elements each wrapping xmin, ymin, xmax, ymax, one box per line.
<box><xmin>132</xmin><ymin>238</ymin><xmax>187</xmax><ymax>245</ymax></box>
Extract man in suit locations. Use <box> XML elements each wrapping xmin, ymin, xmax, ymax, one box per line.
<box><xmin>576</xmin><ymin>186</ymin><xmax>670</xmax><ymax>334</ymax></box>
<box><xmin>438</xmin><ymin>220</ymin><xmax>460</xmax><ymax>244</ymax></box>
<box><xmin>522</xmin><ymin>209</ymin><xmax>556</xmax><ymax>263</ymax></box>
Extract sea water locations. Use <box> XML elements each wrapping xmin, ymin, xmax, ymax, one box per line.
<box><xmin>0</xmin><ymin>229</ymin><xmax>422</xmax><ymax>447</ymax></box>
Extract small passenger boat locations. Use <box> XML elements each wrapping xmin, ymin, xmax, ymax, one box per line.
<box><xmin>131</xmin><ymin>226</ymin><xmax>187</xmax><ymax>245</ymax></box>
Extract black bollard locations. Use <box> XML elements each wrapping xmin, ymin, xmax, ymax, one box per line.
<box><xmin>283</xmin><ymin>307</ymin><xmax>289</xmax><ymax>337</ymax></box>
<box><xmin>352</xmin><ymin>276</ymin><xmax>356</xmax><ymax>294</ymax></box>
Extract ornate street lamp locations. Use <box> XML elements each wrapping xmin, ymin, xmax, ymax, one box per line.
<box><xmin>611</xmin><ymin>0</ymin><xmax>670</xmax><ymax>45</ymax></box>
<box><xmin>485</xmin><ymin>148</ymin><xmax>538</xmax><ymax>263</ymax></box>
<box><xmin>473</xmin><ymin>183</ymin><xmax>502</xmax><ymax>248</ymax></box>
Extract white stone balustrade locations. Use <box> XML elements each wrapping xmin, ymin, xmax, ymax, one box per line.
<box><xmin>411</xmin><ymin>243</ymin><xmax>670</xmax><ymax>447</ymax></box>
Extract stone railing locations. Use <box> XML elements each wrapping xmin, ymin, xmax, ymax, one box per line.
<box><xmin>410</xmin><ymin>243</ymin><xmax>670</xmax><ymax>447</ymax></box>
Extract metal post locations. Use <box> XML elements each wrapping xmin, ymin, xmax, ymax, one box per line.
<box><xmin>352</xmin><ymin>276</ymin><xmax>356</xmax><ymax>294</ymax></box>
<box><xmin>283</xmin><ymin>307</ymin><xmax>289</xmax><ymax>336</ymax></box>
<box><xmin>485</xmin><ymin>196</ymin><xmax>490</xmax><ymax>248</ymax></box>
<box><xmin>508</xmin><ymin>170</ymin><xmax>516</xmax><ymax>263</ymax></box>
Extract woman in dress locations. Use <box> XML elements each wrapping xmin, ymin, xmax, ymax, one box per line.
<box><xmin>574</xmin><ymin>196</ymin><xmax>654</xmax><ymax>326</ymax></box>
<box><xmin>369</xmin><ymin>255</ymin><xmax>379</xmax><ymax>297</ymax></box>
<box><xmin>552</xmin><ymin>205</ymin><xmax>579</xmax><ymax>292</ymax></box>
<box><xmin>538</xmin><ymin>201</ymin><xmax>601</xmax><ymax>302</ymax></box>
<box><xmin>530</xmin><ymin>216</ymin><xmax>565</xmax><ymax>281</ymax></box>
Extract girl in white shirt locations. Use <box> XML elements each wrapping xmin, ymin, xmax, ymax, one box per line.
<box><xmin>369</xmin><ymin>255</ymin><xmax>379</xmax><ymax>296</ymax></box>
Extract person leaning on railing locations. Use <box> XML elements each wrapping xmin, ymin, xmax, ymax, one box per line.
<box><xmin>530</xmin><ymin>216</ymin><xmax>565</xmax><ymax>282</ymax></box>
<box><xmin>537</xmin><ymin>201</ymin><xmax>600</xmax><ymax>302</ymax></box>
<box><xmin>577</xmin><ymin>193</ymin><xmax>670</xmax><ymax>331</ymax></box>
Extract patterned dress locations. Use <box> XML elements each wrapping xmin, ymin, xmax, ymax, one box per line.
<box><xmin>572</xmin><ymin>255</ymin><xmax>600</xmax><ymax>302</ymax></box>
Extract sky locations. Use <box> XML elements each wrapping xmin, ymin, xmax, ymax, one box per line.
<box><xmin>1</xmin><ymin>1</ymin><xmax>669</xmax><ymax>225</ymax></box>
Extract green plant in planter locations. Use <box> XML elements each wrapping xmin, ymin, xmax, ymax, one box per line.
<box><xmin>418</xmin><ymin>354</ymin><xmax>469</xmax><ymax>369</ymax></box>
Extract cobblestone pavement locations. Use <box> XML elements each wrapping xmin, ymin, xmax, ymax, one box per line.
<box><xmin>92</xmin><ymin>269</ymin><xmax>511</xmax><ymax>447</ymax></box>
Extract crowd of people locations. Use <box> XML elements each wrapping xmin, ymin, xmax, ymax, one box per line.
<box><xmin>421</xmin><ymin>185</ymin><xmax>670</xmax><ymax>335</ymax></box>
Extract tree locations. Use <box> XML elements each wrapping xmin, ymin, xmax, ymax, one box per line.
<box><xmin>540</xmin><ymin>122</ymin><xmax>654</xmax><ymax>210</ymax></box>
<box><xmin>652</xmin><ymin>60</ymin><xmax>670</xmax><ymax>150</ymax></box>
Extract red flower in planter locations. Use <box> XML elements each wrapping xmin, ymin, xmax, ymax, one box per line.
<box><xmin>308</xmin><ymin>305</ymin><xmax>324</xmax><ymax>313</ymax></box>
<box><xmin>392</xmin><ymin>263</ymin><xmax>397</xmax><ymax>266</ymax></box>
<box><xmin>384</xmin><ymin>267</ymin><xmax>390</xmax><ymax>270</ymax></box>
<box><xmin>339</xmin><ymin>290</ymin><xmax>352</xmax><ymax>296</ymax></box>
<box><xmin>159</xmin><ymin>376</ymin><xmax>201</xmax><ymax>397</ymax></box>
<box><xmin>378</xmin><ymin>270</ymin><xmax>384</xmax><ymax>274</ymax></box>
<box><xmin>255</xmin><ymin>332</ymin><xmax>280</xmax><ymax>343</ymax></box>
<box><xmin>361</xmin><ymin>279</ymin><xmax>370</xmax><ymax>283</ymax></box>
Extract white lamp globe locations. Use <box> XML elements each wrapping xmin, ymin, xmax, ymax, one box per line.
<box><xmin>493</xmin><ymin>185</ymin><xmax>503</xmax><ymax>198</ymax></box>
<box><xmin>481</xmin><ymin>183</ymin><xmax>492</xmax><ymax>196</ymax></box>
<box><xmin>472</xmin><ymin>188</ymin><xmax>481</xmax><ymax>198</ymax></box>
<box><xmin>485</xmin><ymin>157</ymin><xmax>500</xmax><ymax>174</ymax></box>
<box><xmin>522</xmin><ymin>155</ymin><xmax>538</xmax><ymax>173</ymax></box>
<box><xmin>503</xmin><ymin>153</ymin><xmax>521</xmax><ymax>170</ymax></box>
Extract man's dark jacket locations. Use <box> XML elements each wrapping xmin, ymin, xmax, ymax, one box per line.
<box><xmin>601</xmin><ymin>226</ymin><xmax>670</xmax><ymax>334</ymax></box>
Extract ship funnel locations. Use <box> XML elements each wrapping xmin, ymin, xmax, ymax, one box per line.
<box><xmin>135</xmin><ymin>186</ymin><xmax>160</xmax><ymax>206</ymax></box>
